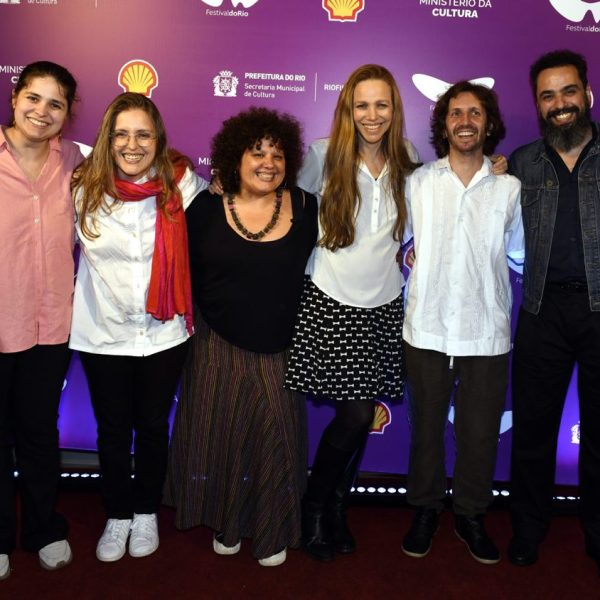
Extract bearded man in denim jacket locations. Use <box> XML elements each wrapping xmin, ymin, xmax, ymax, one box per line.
<box><xmin>508</xmin><ymin>49</ymin><xmax>600</xmax><ymax>574</ymax></box>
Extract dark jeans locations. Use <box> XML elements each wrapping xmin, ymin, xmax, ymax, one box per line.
<box><xmin>511</xmin><ymin>288</ymin><xmax>600</xmax><ymax>551</ymax></box>
<box><xmin>80</xmin><ymin>342</ymin><xmax>189</xmax><ymax>519</ymax></box>
<box><xmin>0</xmin><ymin>344</ymin><xmax>70</xmax><ymax>554</ymax></box>
<box><xmin>405</xmin><ymin>343</ymin><xmax>508</xmax><ymax>516</ymax></box>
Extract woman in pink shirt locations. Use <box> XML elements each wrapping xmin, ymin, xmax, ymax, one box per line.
<box><xmin>0</xmin><ymin>62</ymin><xmax>83</xmax><ymax>580</ymax></box>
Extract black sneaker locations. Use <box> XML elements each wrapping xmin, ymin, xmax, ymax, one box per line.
<box><xmin>402</xmin><ymin>508</ymin><xmax>439</xmax><ymax>558</ymax></box>
<box><xmin>507</xmin><ymin>535</ymin><xmax>538</xmax><ymax>566</ymax></box>
<box><xmin>455</xmin><ymin>514</ymin><xmax>500</xmax><ymax>565</ymax></box>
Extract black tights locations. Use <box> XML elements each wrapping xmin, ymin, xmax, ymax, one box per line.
<box><xmin>321</xmin><ymin>399</ymin><xmax>375</xmax><ymax>453</ymax></box>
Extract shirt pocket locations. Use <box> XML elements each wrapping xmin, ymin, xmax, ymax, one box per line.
<box><xmin>51</xmin><ymin>177</ymin><xmax>76</xmax><ymax>216</ymax></box>
<box><xmin>55</xmin><ymin>195</ymin><xmax>74</xmax><ymax>217</ymax></box>
<box><xmin>520</xmin><ymin>185</ymin><xmax>543</xmax><ymax>230</ymax></box>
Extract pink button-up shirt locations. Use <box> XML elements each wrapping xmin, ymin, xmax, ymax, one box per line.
<box><xmin>0</xmin><ymin>128</ymin><xmax>83</xmax><ymax>353</ymax></box>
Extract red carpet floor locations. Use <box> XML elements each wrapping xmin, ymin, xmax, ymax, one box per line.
<box><xmin>2</xmin><ymin>490</ymin><xmax>598</xmax><ymax>599</ymax></box>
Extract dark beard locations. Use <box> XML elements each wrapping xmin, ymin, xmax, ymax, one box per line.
<box><xmin>540</xmin><ymin>105</ymin><xmax>592</xmax><ymax>152</ymax></box>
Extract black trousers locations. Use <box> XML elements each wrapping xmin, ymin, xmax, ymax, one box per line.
<box><xmin>79</xmin><ymin>342</ymin><xmax>189</xmax><ymax>520</ymax></box>
<box><xmin>511</xmin><ymin>288</ymin><xmax>600</xmax><ymax>551</ymax></box>
<box><xmin>0</xmin><ymin>343</ymin><xmax>70</xmax><ymax>554</ymax></box>
<box><xmin>405</xmin><ymin>343</ymin><xmax>508</xmax><ymax>516</ymax></box>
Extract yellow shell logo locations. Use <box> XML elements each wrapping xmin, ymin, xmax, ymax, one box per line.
<box><xmin>403</xmin><ymin>244</ymin><xmax>415</xmax><ymax>270</ymax></box>
<box><xmin>118</xmin><ymin>60</ymin><xmax>159</xmax><ymax>97</ymax></box>
<box><xmin>322</xmin><ymin>0</ymin><xmax>365</xmax><ymax>21</ymax></box>
<box><xmin>370</xmin><ymin>400</ymin><xmax>391</xmax><ymax>435</ymax></box>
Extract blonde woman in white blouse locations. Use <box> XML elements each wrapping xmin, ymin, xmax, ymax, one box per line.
<box><xmin>285</xmin><ymin>64</ymin><xmax>419</xmax><ymax>562</ymax></box>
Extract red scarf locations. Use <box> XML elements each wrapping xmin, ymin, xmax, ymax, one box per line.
<box><xmin>114</xmin><ymin>159</ymin><xmax>193</xmax><ymax>335</ymax></box>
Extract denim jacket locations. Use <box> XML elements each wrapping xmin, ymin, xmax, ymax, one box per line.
<box><xmin>509</xmin><ymin>122</ymin><xmax>600</xmax><ymax>314</ymax></box>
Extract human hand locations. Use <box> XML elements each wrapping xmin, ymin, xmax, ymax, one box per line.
<box><xmin>490</xmin><ymin>154</ymin><xmax>508</xmax><ymax>176</ymax></box>
<box><xmin>208</xmin><ymin>170</ymin><xmax>224</xmax><ymax>195</ymax></box>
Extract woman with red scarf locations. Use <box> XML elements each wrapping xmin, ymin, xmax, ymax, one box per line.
<box><xmin>70</xmin><ymin>93</ymin><xmax>206</xmax><ymax>563</ymax></box>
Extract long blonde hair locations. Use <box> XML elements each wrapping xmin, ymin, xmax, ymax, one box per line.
<box><xmin>319</xmin><ymin>64</ymin><xmax>417</xmax><ymax>251</ymax></box>
<box><xmin>72</xmin><ymin>93</ymin><xmax>190</xmax><ymax>239</ymax></box>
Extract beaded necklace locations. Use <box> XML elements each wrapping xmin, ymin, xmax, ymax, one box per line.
<box><xmin>226</xmin><ymin>187</ymin><xmax>283</xmax><ymax>241</ymax></box>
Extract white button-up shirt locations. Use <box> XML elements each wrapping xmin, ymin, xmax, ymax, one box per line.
<box><xmin>298</xmin><ymin>138</ymin><xmax>419</xmax><ymax>308</ymax></box>
<box><xmin>70</xmin><ymin>168</ymin><xmax>207</xmax><ymax>356</ymax></box>
<box><xmin>403</xmin><ymin>156</ymin><xmax>524</xmax><ymax>356</ymax></box>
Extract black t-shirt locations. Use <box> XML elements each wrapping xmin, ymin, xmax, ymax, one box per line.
<box><xmin>545</xmin><ymin>130</ymin><xmax>596</xmax><ymax>283</ymax></box>
<box><xmin>186</xmin><ymin>187</ymin><xmax>318</xmax><ymax>353</ymax></box>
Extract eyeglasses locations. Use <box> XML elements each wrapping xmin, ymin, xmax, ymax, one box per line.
<box><xmin>110</xmin><ymin>130</ymin><xmax>156</xmax><ymax>147</ymax></box>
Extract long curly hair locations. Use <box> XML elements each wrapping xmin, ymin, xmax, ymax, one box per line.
<box><xmin>430</xmin><ymin>80</ymin><xmax>506</xmax><ymax>158</ymax></box>
<box><xmin>211</xmin><ymin>106</ymin><xmax>303</xmax><ymax>195</ymax></box>
<box><xmin>72</xmin><ymin>93</ymin><xmax>191</xmax><ymax>239</ymax></box>
<box><xmin>319</xmin><ymin>64</ymin><xmax>418</xmax><ymax>251</ymax></box>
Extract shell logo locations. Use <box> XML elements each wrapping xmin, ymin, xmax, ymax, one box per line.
<box><xmin>118</xmin><ymin>60</ymin><xmax>159</xmax><ymax>97</ymax></box>
<box><xmin>322</xmin><ymin>0</ymin><xmax>365</xmax><ymax>22</ymax></box>
<box><xmin>403</xmin><ymin>243</ymin><xmax>415</xmax><ymax>270</ymax></box>
<box><xmin>370</xmin><ymin>400</ymin><xmax>391</xmax><ymax>435</ymax></box>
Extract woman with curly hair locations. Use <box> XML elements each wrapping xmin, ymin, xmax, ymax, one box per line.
<box><xmin>164</xmin><ymin>107</ymin><xmax>317</xmax><ymax>567</ymax></box>
<box><xmin>70</xmin><ymin>92</ymin><xmax>206</xmax><ymax>563</ymax></box>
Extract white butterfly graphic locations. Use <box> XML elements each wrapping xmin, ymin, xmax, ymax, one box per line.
<box><xmin>412</xmin><ymin>74</ymin><xmax>495</xmax><ymax>101</ymax></box>
<box><xmin>201</xmin><ymin>0</ymin><xmax>259</xmax><ymax>7</ymax></box>
<box><xmin>549</xmin><ymin>0</ymin><xmax>600</xmax><ymax>23</ymax></box>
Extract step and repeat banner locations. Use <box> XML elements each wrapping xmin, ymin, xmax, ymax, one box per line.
<box><xmin>1</xmin><ymin>0</ymin><xmax>598</xmax><ymax>484</ymax></box>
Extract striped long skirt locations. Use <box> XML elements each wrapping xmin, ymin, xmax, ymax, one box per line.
<box><xmin>164</xmin><ymin>316</ymin><xmax>307</xmax><ymax>560</ymax></box>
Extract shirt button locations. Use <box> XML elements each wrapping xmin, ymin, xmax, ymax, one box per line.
<box><xmin>33</xmin><ymin>195</ymin><xmax>39</xmax><ymax>201</ymax></box>
<box><xmin>34</xmin><ymin>218</ymin><xmax>40</xmax><ymax>224</ymax></box>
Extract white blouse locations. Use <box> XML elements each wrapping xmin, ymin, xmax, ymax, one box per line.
<box><xmin>69</xmin><ymin>168</ymin><xmax>207</xmax><ymax>356</ymax></box>
<box><xmin>297</xmin><ymin>138</ymin><xmax>419</xmax><ymax>308</ymax></box>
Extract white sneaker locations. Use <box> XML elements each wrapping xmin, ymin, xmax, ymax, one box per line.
<box><xmin>213</xmin><ymin>532</ymin><xmax>241</xmax><ymax>555</ymax></box>
<box><xmin>0</xmin><ymin>554</ymin><xmax>9</xmax><ymax>580</ymax></box>
<box><xmin>96</xmin><ymin>519</ymin><xmax>132</xmax><ymax>562</ymax></box>
<box><xmin>258</xmin><ymin>547</ymin><xmax>287</xmax><ymax>567</ymax></box>
<box><xmin>129</xmin><ymin>513</ymin><xmax>159</xmax><ymax>558</ymax></box>
<box><xmin>39</xmin><ymin>540</ymin><xmax>73</xmax><ymax>570</ymax></box>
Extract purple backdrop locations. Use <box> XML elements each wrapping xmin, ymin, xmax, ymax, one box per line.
<box><xmin>1</xmin><ymin>0</ymin><xmax>596</xmax><ymax>484</ymax></box>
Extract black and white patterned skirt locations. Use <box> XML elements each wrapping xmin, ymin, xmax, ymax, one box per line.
<box><xmin>285</xmin><ymin>277</ymin><xmax>404</xmax><ymax>403</ymax></box>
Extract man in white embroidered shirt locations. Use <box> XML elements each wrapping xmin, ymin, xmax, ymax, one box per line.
<box><xmin>401</xmin><ymin>81</ymin><xmax>524</xmax><ymax>565</ymax></box>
